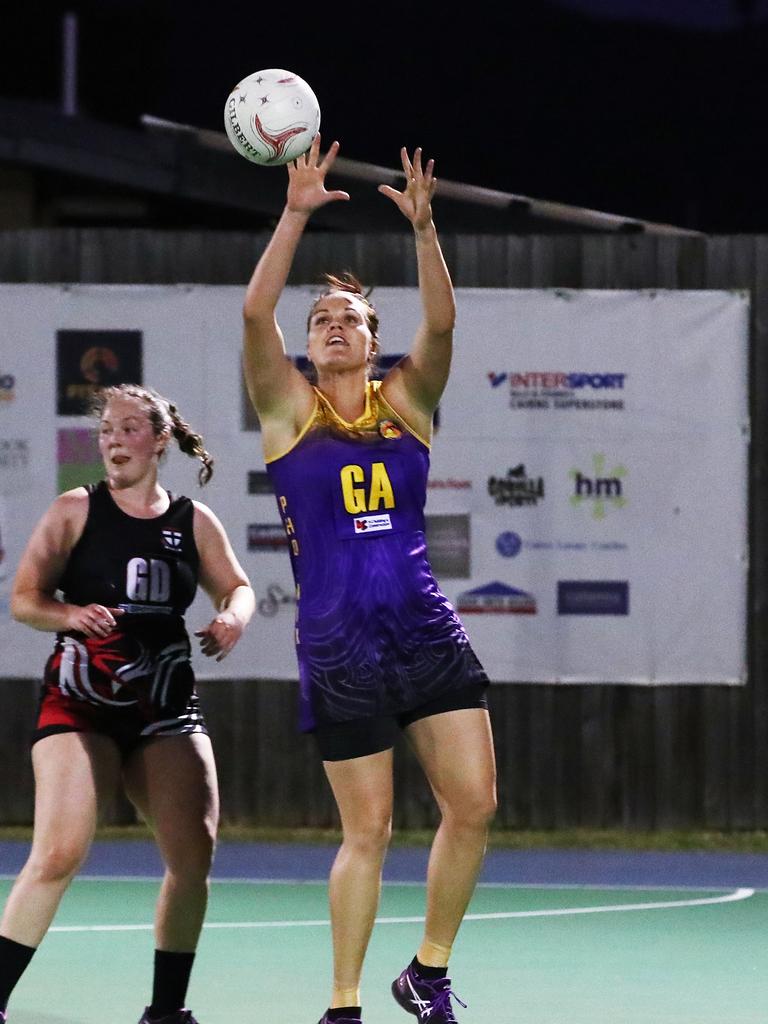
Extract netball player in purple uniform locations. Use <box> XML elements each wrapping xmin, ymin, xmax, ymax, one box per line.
<box><xmin>0</xmin><ymin>385</ymin><xmax>255</xmax><ymax>1024</ymax></box>
<box><xmin>242</xmin><ymin>137</ymin><xmax>497</xmax><ymax>1024</ymax></box>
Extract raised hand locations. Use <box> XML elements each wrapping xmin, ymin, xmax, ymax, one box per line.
<box><xmin>378</xmin><ymin>147</ymin><xmax>437</xmax><ymax>230</ymax></box>
<box><xmin>286</xmin><ymin>135</ymin><xmax>350</xmax><ymax>215</ymax></box>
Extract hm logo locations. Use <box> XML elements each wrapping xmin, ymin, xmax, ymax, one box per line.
<box><xmin>570</xmin><ymin>454</ymin><xmax>627</xmax><ymax>519</ymax></box>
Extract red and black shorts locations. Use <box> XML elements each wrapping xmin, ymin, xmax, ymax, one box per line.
<box><xmin>34</xmin><ymin>684</ymin><xmax>208</xmax><ymax>758</ymax></box>
<box><xmin>35</xmin><ymin>633</ymin><xmax>208</xmax><ymax>758</ymax></box>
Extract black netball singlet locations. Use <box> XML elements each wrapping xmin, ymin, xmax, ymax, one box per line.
<box><xmin>38</xmin><ymin>482</ymin><xmax>203</xmax><ymax>743</ymax></box>
<box><xmin>58</xmin><ymin>480</ymin><xmax>199</xmax><ymax>621</ymax></box>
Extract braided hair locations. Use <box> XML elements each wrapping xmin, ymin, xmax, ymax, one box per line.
<box><xmin>91</xmin><ymin>384</ymin><xmax>214</xmax><ymax>486</ymax></box>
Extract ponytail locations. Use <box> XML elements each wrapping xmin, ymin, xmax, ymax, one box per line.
<box><xmin>166</xmin><ymin>402</ymin><xmax>214</xmax><ymax>486</ymax></box>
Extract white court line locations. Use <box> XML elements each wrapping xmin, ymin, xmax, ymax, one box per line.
<box><xmin>47</xmin><ymin>886</ymin><xmax>754</xmax><ymax>933</ymax></box>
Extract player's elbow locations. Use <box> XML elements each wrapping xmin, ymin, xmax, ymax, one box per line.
<box><xmin>428</xmin><ymin>323</ymin><xmax>455</xmax><ymax>346</ymax></box>
<box><xmin>243</xmin><ymin>298</ymin><xmax>276</xmax><ymax>326</ymax></box>
<box><xmin>427</xmin><ymin>306</ymin><xmax>456</xmax><ymax>336</ymax></box>
<box><xmin>10</xmin><ymin>588</ymin><xmax>33</xmax><ymax>625</ymax></box>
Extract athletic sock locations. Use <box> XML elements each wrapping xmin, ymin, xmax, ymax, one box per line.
<box><xmin>0</xmin><ymin>935</ymin><xmax>36</xmax><ymax>1012</ymax></box>
<box><xmin>149</xmin><ymin>949</ymin><xmax>196</xmax><ymax>1017</ymax></box>
<box><xmin>326</xmin><ymin>1007</ymin><xmax>362</xmax><ymax>1021</ymax></box>
<box><xmin>413</xmin><ymin>955</ymin><xmax>448</xmax><ymax>980</ymax></box>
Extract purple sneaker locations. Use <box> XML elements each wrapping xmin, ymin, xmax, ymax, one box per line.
<box><xmin>137</xmin><ymin>1010</ymin><xmax>199</xmax><ymax>1024</ymax></box>
<box><xmin>392</xmin><ymin>964</ymin><xmax>467</xmax><ymax>1023</ymax></box>
<box><xmin>316</xmin><ymin>1015</ymin><xmax>362</xmax><ymax>1024</ymax></box>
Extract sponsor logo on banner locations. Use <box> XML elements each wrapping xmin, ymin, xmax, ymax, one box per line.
<box><xmin>488</xmin><ymin>370</ymin><xmax>626</xmax><ymax>411</ymax></box>
<box><xmin>428</xmin><ymin>477</ymin><xmax>471</xmax><ymax>491</ymax></box>
<box><xmin>247</xmin><ymin>471</ymin><xmax>274</xmax><ymax>495</ymax></box>
<box><xmin>557</xmin><ymin>580</ymin><xmax>630</xmax><ymax>615</ymax></box>
<box><xmin>425</xmin><ymin>514</ymin><xmax>470</xmax><ymax>578</ymax></box>
<box><xmin>457</xmin><ymin>581</ymin><xmax>537</xmax><ymax>614</ymax></box>
<box><xmin>258</xmin><ymin>582</ymin><xmax>297</xmax><ymax>618</ymax></box>
<box><xmin>496</xmin><ymin>531</ymin><xmax>523</xmax><ymax>557</ymax></box>
<box><xmin>570</xmin><ymin>454</ymin><xmax>627</xmax><ymax>519</ymax></box>
<box><xmin>0</xmin><ymin>373</ymin><xmax>16</xmax><ymax>403</ymax></box>
<box><xmin>0</xmin><ymin>438</ymin><xmax>29</xmax><ymax>470</ymax></box>
<box><xmin>247</xmin><ymin>523</ymin><xmax>290</xmax><ymax>551</ymax></box>
<box><xmin>57</xmin><ymin>428</ymin><xmax>102</xmax><ymax>493</ymax></box>
<box><xmin>496</xmin><ymin>531</ymin><xmax>629</xmax><ymax>556</ymax></box>
<box><xmin>353</xmin><ymin>513</ymin><xmax>392</xmax><ymax>534</ymax></box>
<box><xmin>488</xmin><ymin>464</ymin><xmax>544</xmax><ymax>507</ymax></box>
<box><xmin>57</xmin><ymin>329</ymin><xmax>143</xmax><ymax>415</ymax></box>
<box><xmin>0</xmin><ymin>438</ymin><xmax>31</xmax><ymax>494</ymax></box>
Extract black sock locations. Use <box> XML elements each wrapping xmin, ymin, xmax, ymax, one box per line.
<box><xmin>326</xmin><ymin>1008</ymin><xmax>362</xmax><ymax>1022</ymax></box>
<box><xmin>413</xmin><ymin>955</ymin><xmax>448</xmax><ymax>980</ymax></box>
<box><xmin>0</xmin><ymin>935</ymin><xmax>36</xmax><ymax>1012</ymax></box>
<box><xmin>149</xmin><ymin>949</ymin><xmax>196</xmax><ymax>1017</ymax></box>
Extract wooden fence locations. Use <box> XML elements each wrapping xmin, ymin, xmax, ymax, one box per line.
<box><xmin>0</xmin><ymin>229</ymin><xmax>765</xmax><ymax>830</ymax></box>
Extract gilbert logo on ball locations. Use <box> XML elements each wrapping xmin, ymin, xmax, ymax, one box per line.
<box><xmin>224</xmin><ymin>69</ymin><xmax>321</xmax><ymax>166</ymax></box>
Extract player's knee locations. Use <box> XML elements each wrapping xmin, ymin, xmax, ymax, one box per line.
<box><xmin>443</xmin><ymin>786</ymin><xmax>497</xmax><ymax>830</ymax></box>
<box><xmin>477</xmin><ymin>787</ymin><xmax>498</xmax><ymax>826</ymax></box>
<box><xmin>163</xmin><ymin>823</ymin><xmax>217</xmax><ymax>881</ymax></box>
<box><xmin>28</xmin><ymin>839</ymin><xmax>89</xmax><ymax>884</ymax></box>
<box><xmin>343</xmin><ymin>813</ymin><xmax>392</xmax><ymax>855</ymax></box>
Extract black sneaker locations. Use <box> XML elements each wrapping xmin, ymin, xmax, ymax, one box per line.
<box><xmin>137</xmin><ymin>1010</ymin><xmax>199</xmax><ymax>1024</ymax></box>
<box><xmin>392</xmin><ymin>963</ymin><xmax>467</xmax><ymax>1023</ymax></box>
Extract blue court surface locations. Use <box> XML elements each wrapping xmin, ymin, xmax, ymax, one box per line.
<box><xmin>2</xmin><ymin>840</ymin><xmax>768</xmax><ymax>1023</ymax></box>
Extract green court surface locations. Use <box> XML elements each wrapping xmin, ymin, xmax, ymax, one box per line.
<box><xmin>3</xmin><ymin>878</ymin><xmax>767</xmax><ymax>1023</ymax></box>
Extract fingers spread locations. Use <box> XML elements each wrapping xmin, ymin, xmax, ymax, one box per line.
<box><xmin>318</xmin><ymin>138</ymin><xmax>340</xmax><ymax>170</ymax></box>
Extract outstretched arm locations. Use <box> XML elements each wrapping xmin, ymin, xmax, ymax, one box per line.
<box><xmin>378</xmin><ymin>148</ymin><xmax>456</xmax><ymax>420</ymax></box>
<box><xmin>242</xmin><ymin>136</ymin><xmax>350</xmax><ymax>423</ymax></box>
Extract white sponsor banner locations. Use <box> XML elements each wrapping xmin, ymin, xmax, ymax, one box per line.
<box><xmin>0</xmin><ymin>285</ymin><xmax>748</xmax><ymax>683</ymax></box>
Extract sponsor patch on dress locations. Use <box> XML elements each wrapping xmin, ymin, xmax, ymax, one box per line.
<box><xmin>353</xmin><ymin>513</ymin><xmax>393</xmax><ymax>534</ymax></box>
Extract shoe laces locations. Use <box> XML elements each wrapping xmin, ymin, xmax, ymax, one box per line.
<box><xmin>414</xmin><ymin>975</ymin><xmax>467</xmax><ymax>1022</ymax></box>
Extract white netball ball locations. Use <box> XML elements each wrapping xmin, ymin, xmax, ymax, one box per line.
<box><xmin>224</xmin><ymin>68</ymin><xmax>321</xmax><ymax>166</ymax></box>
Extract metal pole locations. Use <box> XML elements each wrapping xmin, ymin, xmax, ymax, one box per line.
<box><xmin>62</xmin><ymin>11</ymin><xmax>78</xmax><ymax>117</ymax></box>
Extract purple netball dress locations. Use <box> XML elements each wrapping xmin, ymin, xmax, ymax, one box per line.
<box><xmin>266</xmin><ymin>380</ymin><xmax>488</xmax><ymax>732</ymax></box>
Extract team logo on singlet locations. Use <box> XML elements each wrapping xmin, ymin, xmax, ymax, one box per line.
<box><xmin>378</xmin><ymin>419</ymin><xmax>402</xmax><ymax>440</ymax></box>
<box><xmin>354</xmin><ymin>513</ymin><xmax>393</xmax><ymax>534</ymax></box>
<box><xmin>161</xmin><ymin>530</ymin><xmax>183</xmax><ymax>551</ymax></box>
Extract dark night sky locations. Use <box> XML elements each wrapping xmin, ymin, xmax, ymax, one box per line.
<box><xmin>3</xmin><ymin>0</ymin><xmax>768</xmax><ymax>232</ymax></box>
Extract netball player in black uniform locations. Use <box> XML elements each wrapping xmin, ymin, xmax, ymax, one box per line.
<box><xmin>0</xmin><ymin>384</ymin><xmax>255</xmax><ymax>1024</ymax></box>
